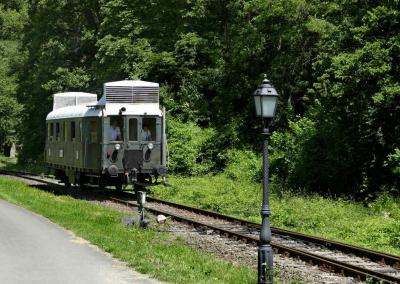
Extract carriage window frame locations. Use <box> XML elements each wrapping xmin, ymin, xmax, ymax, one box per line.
<box><xmin>70</xmin><ymin>121</ymin><xmax>76</xmax><ymax>142</ymax></box>
<box><xmin>128</xmin><ymin>118</ymin><xmax>138</xmax><ymax>142</ymax></box>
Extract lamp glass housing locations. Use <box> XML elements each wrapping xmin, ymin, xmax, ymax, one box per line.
<box><xmin>254</xmin><ymin>94</ymin><xmax>278</xmax><ymax>118</ymax></box>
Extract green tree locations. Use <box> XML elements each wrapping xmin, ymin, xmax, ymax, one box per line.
<box><xmin>271</xmin><ymin>1</ymin><xmax>400</xmax><ymax>196</ymax></box>
<box><xmin>18</xmin><ymin>0</ymin><xmax>101</xmax><ymax>161</ymax></box>
<box><xmin>0</xmin><ymin>1</ymin><xmax>26</xmax><ymax>152</ymax></box>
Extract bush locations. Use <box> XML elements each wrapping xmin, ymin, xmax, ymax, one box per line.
<box><xmin>167</xmin><ymin>117</ymin><xmax>216</xmax><ymax>175</ymax></box>
<box><xmin>269</xmin><ymin>117</ymin><xmax>316</xmax><ymax>192</ymax></box>
<box><xmin>222</xmin><ymin>149</ymin><xmax>262</xmax><ymax>183</ymax></box>
<box><xmin>384</xmin><ymin>148</ymin><xmax>400</xmax><ymax>192</ymax></box>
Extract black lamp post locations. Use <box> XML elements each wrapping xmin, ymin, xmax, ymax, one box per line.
<box><xmin>253</xmin><ymin>74</ymin><xmax>278</xmax><ymax>284</ymax></box>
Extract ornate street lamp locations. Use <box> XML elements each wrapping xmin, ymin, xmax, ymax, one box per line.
<box><xmin>253</xmin><ymin>74</ymin><xmax>278</xmax><ymax>284</ymax></box>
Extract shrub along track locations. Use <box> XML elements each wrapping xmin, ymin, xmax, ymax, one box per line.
<box><xmin>1</xmin><ymin>170</ymin><xmax>399</xmax><ymax>284</ymax></box>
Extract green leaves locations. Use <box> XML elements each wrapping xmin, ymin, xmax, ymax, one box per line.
<box><xmin>42</xmin><ymin>67</ymin><xmax>91</xmax><ymax>93</ymax></box>
<box><xmin>95</xmin><ymin>35</ymin><xmax>154</xmax><ymax>80</ymax></box>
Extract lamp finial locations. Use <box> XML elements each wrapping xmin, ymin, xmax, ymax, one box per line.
<box><xmin>263</xmin><ymin>74</ymin><xmax>269</xmax><ymax>84</ymax></box>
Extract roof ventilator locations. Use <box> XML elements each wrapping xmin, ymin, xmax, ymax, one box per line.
<box><xmin>105</xmin><ymin>84</ymin><xmax>159</xmax><ymax>104</ymax></box>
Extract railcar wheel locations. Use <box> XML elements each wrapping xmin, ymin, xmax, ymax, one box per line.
<box><xmin>64</xmin><ymin>178</ymin><xmax>72</xmax><ymax>194</ymax></box>
<box><xmin>79</xmin><ymin>183</ymin><xmax>88</xmax><ymax>191</ymax></box>
<box><xmin>64</xmin><ymin>176</ymin><xmax>71</xmax><ymax>188</ymax></box>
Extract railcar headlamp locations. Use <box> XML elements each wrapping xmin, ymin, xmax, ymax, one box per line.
<box><xmin>115</xmin><ymin>144</ymin><xmax>121</xmax><ymax>151</ymax></box>
<box><xmin>147</xmin><ymin>142</ymin><xmax>154</xmax><ymax>150</ymax></box>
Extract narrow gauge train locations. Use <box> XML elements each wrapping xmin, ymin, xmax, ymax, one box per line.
<box><xmin>45</xmin><ymin>80</ymin><xmax>167</xmax><ymax>190</ymax></box>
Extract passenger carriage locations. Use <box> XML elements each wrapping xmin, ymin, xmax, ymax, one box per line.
<box><xmin>45</xmin><ymin>80</ymin><xmax>167</xmax><ymax>190</ymax></box>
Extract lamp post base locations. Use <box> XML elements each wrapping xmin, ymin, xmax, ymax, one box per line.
<box><xmin>258</xmin><ymin>244</ymin><xmax>273</xmax><ymax>284</ymax></box>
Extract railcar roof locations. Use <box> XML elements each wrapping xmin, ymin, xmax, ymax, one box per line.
<box><xmin>46</xmin><ymin>103</ymin><xmax>162</xmax><ymax>120</ymax></box>
<box><xmin>105</xmin><ymin>80</ymin><xmax>158</xmax><ymax>87</ymax></box>
<box><xmin>52</xmin><ymin>92</ymin><xmax>98</xmax><ymax>110</ymax></box>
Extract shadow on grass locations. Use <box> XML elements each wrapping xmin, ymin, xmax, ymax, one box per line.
<box><xmin>0</xmin><ymin>155</ymin><xmax>47</xmax><ymax>175</ymax></box>
<box><xmin>27</xmin><ymin>183</ymin><xmax>138</xmax><ymax>211</ymax></box>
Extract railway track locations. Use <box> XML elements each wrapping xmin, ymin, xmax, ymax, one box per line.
<box><xmin>1</xmin><ymin>170</ymin><xmax>399</xmax><ymax>283</ymax></box>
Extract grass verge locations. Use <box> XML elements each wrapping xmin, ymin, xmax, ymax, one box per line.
<box><xmin>0</xmin><ymin>176</ymin><xmax>258</xmax><ymax>284</ymax></box>
<box><xmin>153</xmin><ymin>175</ymin><xmax>400</xmax><ymax>256</ymax></box>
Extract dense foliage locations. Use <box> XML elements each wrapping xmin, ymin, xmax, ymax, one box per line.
<box><xmin>0</xmin><ymin>0</ymin><xmax>398</xmax><ymax>197</ymax></box>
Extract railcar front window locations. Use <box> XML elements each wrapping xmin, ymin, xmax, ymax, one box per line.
<box><xmin>129</xmin><ymin>118</ymin><xmax>138</xmax><ymax>141</ymax></box>
<box><xmin>141</xmin><ymin>118</ymin><xmax>157</xmax><ymax>141</ymax></box>
<box><xmin>109</xmin><ymin>116</ymin><xmax>123</xmax><ymax>141</ymax></box>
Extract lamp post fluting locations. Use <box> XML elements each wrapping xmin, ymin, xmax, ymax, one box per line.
<box><xmin>253</xmin><ymin>74</ymin><xmax>278</xmax><ymax>284</ymax></box>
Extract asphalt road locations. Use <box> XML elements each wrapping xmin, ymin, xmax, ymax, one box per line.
<box><xmin>0</xmin><ymin>199</ymin><xmax>163</xmax><ymax>284</ymax></box>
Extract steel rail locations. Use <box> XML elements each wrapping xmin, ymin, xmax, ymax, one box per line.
<box><xmin>1</xmin><ymin>170</ymin><xmax>399</xmax><ymax>283</ymax></box>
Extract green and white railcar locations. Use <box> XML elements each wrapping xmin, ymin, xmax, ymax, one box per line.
<box><xmin>45</xmin><ymin>80</ymin><xmax>167</xmax><ymax>189</ymax></box>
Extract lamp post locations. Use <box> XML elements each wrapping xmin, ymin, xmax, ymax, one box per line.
<box><xmin>253</xmin><ymin>74</ymin><xmax>278</xmax><ymax>284</ymax></box>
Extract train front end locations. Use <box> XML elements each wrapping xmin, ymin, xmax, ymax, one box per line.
<box><xmin>100</xmin><ymin>80</ymin><xmax>167</xmax><ymax>188</ymax></box>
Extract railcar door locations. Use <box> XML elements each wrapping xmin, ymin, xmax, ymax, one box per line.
<box><xmin>54</xmin><ymin>121</ymin><xmax>62</xmax><ymax>165</ymax></box>
<box><xmin>73</xmin><ymin>121</ymin><xmax>83</xmax><ymax>169</ymax></box>
<box><xmin>123</xmin><ymin>116</ymin><xmax>141</xmax><ymax>170</ymax></box>
<box><xmin>140</xmin><ymin>116</ymin><xmax>162</xmax><ymax>170</ymax></box>
<box><xmin>69</xmin><ymin>120</ymin><xmax>80</xmax><ymax>169</ymax></box>
<box><xmin>84</xmin><ymin>118</ymin><xmax>102</xmax><ymax>170</ymax></box>
<box><xmin>45</xmin><ymin>122</ymin><xmax>55</xmax><ymax>164</ymax></box>
<box><xmin>64</xmin><ymin>120</ymin><xmax>73</xmax><ymax>167</ymax></box>
<box><xmin>102</xmin><ymin>116</ymin><xmax>125</xmax><ymax>172</ymax></box>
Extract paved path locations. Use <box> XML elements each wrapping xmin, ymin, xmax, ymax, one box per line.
<box><xmin>0</xmin><ymin>199</ymin><xmax>164</xmax><ymax>284</ymax></box>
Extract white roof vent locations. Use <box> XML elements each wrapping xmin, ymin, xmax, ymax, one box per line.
<box><xmin>53</xmin><ymin>92</ymin><xmax>98</xmax><ymax>110</ymax></box>
<box><xmin>104</xmin><ymin>80</ymin><xmax>159</xmax><ymax>104</ymax></box>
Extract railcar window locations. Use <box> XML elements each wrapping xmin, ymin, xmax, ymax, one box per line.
<box><xmin>129</xmin><ymin>118</ymin><xmax>138</xmax><ymax>141</ymax></box>
<box><xmin>64</xmin><ymin>122</ymin><xmax>68</xmax><ymax>142</ymax></box>
<box><xmin>79</xmin><ymin>121</ymin><xmax>82</xmax><ymax>142</ymax></box>
<box><xmin>71</xmin><ymin>121</ymin><xmax>76</xmax><ymax>142</ymax></box>
<box><xmin>109</xmin><ymin>116</ymin><xmax>123</xmax><ymax>141</ymax></box>
<box><xmin>141</xmin><ymin>118</ymin><xmax>157</xmax><ymax>141</ymax></box>
<box><xmin>48</xmin><ymin>123</ymin><xmax>54</xmax><ymax>141</ymax></box>
<box><xmin>90</xmin><ymin>120</ymin><xmax>98</xmax><ymax>143</ymax></box>
<box><xmin>56</xmin><ymin>123</ymin><xmax>60</xmax><ymax>142</ymax></box>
